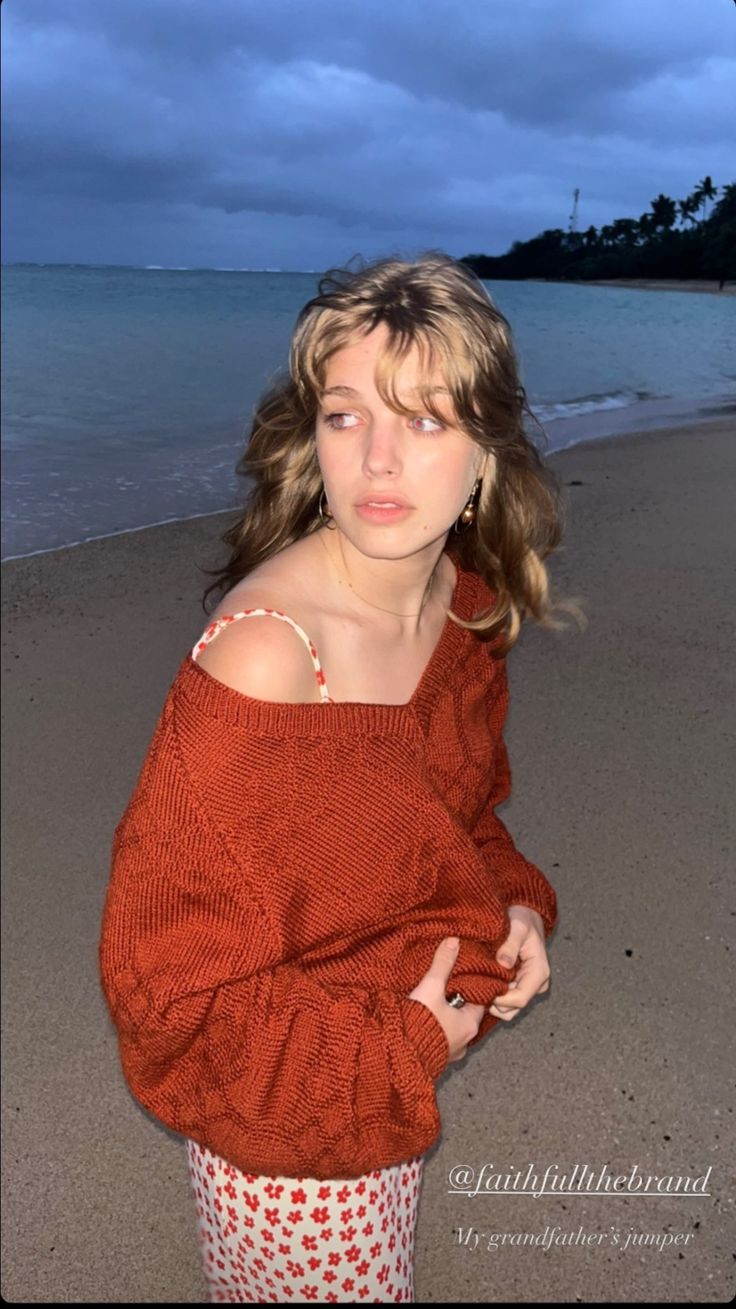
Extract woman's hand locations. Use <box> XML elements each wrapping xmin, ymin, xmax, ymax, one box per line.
<box><xmin>408</xmin><ymin>938</ymin><xmax>486</xmax><ymax>1063</ymax></box>
<box><xmin>490</xmin><ymin>905</ymin><xmax>551</xmax><ymax>1021</ymax></box>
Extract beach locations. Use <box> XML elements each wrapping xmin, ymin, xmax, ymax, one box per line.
<box><xmin>2</xmin><ymin>415</ymin><xmax>734</xmax><ymax>1303</ymax></box>
<box><xmin>582</xmin><ymin>278</ymin><xmax>736</xmax><ymax>295</ymax></box>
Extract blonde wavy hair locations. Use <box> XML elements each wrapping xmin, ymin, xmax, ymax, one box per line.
<box><xmin>200</xmin><ymin>250</ymin><xmax>584</xmax><ymax>654</ymax></box>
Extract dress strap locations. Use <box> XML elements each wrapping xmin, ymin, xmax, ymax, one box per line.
<box><xmin>192</xmin><ymin>608</ymin><xmax>332</xmax><ymax>704</ymax></box>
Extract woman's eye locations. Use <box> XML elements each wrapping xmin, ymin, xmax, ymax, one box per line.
<box><xmin>409</xmin><ymin>415</ymin><xmax>445</xmax><ymax>433</ymax></box>
<box><xmin>323</xmin><ymin>412</ymin><xmax>359</xmax><ymax>429</ymax></box>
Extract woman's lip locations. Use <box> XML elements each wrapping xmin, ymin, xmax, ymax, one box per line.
<box><xmin>355</xmin><ymin>499</ymin><xmax>412</xmax><ymax>507</ymax></box>
<box><xmin>355</xmin><ymin>502</ymin><xmax>412</xmax><ymax>521</ymax></box>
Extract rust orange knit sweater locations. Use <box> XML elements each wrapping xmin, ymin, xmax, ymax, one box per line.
<box><xmin>99</xmin><ymin>557</ymin><xmax>557</xmax><ymax>1181</ymax></box>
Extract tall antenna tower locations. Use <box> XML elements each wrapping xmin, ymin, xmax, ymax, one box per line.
<box><xmin>569</xmin><ymin>187</ymin><xmax>580</xmax><ymax>233</ymax></box>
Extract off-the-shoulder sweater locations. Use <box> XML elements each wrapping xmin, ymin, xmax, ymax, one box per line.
<box><xmin>99</xmin><ymin>554</ymin><xmax>557</xmax><ymax>1181</ymax></box>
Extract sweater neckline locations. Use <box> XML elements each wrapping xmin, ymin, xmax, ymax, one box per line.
<box><xmin>181</xmin><ymin>553</ymin><xmax>480</xmax><ymax>735</ymax></box>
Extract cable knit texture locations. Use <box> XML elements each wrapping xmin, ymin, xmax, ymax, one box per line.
<box><xmin>99</xmin><ymin>555</ymin><xmax>557</xmax><ymax>1181</ymax></box>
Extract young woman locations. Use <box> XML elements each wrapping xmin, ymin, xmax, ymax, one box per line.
<box><xmin>99</xmin><ymin>251</ymin><xmax>576</xmax><ymax>1303</ymax></box>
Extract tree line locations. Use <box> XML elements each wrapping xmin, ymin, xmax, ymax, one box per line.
<box><xmin>461</xmin><ymin>177</ymin><xmax>735</xmax><ymax>283</ymax></box>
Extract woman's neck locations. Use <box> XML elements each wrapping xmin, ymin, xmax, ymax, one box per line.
<box><xmin>314</xmin><ymin>526</ymin><xmax>450</xmax><ymax>640</ymax></box>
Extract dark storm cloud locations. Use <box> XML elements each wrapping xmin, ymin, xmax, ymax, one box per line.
<box><xmin>4</xmin><ymin>0</ymin><xmax>735</xmax><ymax>266</ymax></box>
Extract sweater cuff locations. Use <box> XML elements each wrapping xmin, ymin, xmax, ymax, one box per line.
<box><xmin>401</xmin><ymin>998</ymin><xmax>450</xmax><ymax>1080</ymax></box>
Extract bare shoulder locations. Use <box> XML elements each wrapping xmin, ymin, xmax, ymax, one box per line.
<box><xmin>195</xmin><ymin>541</ymin><xmax>323</xmax><ymax>704</ymax></box>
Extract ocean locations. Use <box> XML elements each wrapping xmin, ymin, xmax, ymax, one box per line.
<box><xmin>2</xmin><ymin>264</ymin><xmax>734</xmax><ymax>560</ymax></box>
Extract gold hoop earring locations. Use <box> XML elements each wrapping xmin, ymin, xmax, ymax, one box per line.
<box><xmin>318</xmin><ymin>488</ymin><xmax>337</xmax><ymax>529</ymax></box>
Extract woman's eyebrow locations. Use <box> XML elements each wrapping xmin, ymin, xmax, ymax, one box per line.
<box><xmin>320</xmin><ymin>385</ymin><xmax>450</xmax><ymax>398</ymax></box>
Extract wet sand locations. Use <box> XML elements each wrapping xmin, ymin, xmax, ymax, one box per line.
<box><xmin>1</xmin><ymin>416</ymin><xmax>734</xmax><ymax>1303</ymax></box>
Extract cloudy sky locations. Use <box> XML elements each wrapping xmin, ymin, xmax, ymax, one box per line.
<box><xmin>3</xmin><ymin>0</ymin><xmax>735</xmax><ymax>270</ymax></box>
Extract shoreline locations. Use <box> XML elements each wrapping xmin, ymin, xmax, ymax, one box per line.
<box><xmin>529</xmin><ymin>277</ymin><xmax>735</xmax><ymax>295</ymax></box>
<box><xmin>3</xmin><ymin>404</ymin><xmax>733</xmax><ymax>567</ymax></box>
<box><xmin>2</xmin><ymin>415</ymin><xmax>733</xmax><ymax>612</ymax></box>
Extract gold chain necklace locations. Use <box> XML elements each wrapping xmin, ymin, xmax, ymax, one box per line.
<box><xmin>322</xmin><ymin>531</ymin><xmax>441</xmax><ymax>618</ymax></box>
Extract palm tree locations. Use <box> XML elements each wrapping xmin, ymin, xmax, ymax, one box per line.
<box><xmin>650</xmin><ymin>194</ymin><xmax>677</xmax><ymax>233</ymax></box>
<box><xmin>677</xmin><ymin>194</ymin><xmax>699</xmax><ymax>228</ymax></box>
<box><xmin>695</xmin><ymin>176</ymin><xmax>718</xmax><ymax>221</ymax></box>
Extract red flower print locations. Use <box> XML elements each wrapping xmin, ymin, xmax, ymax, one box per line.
<box><xmin>243</xmin><ymin>1192</ymin><xmax>259</xmax><ymax>1213</ymax></box>
<box><xmin>310</xmin><ymin>1205</ymin><xmax>329</xmax><ymax>1225</ymax></box>
<box><xmin>325</xmin><ymin>1295</ymin><xmax>338</xmax><ymax>1304</ymax></box>
<box><xmin>341</xmin><ymin>1278</ymin><xmax>355</xmax><ymax>1292</ymax></box>
<box><xmin>344</xmin><ymin>1244</ymin><xmax>360</xmax><ymax>1264</ymax></box>
<box><xmin>354</xmin><ymin>1180</ymin><xmax>367</xmax><ymax>1195</ymax></box>
<box><xmin>357</xmin><ymin>1288</ymin><xmax>370</xmax><ymax>1299</ymax></box>
<box><xmin>278</xmin><ymin>1243</ymin><xmax>290</xmax><ymax>1256</ymax></box>
<box><xmin>285</xmin><ymin>1260</ymin><xmax>304</xmax><ymax>1278</ymax></box>
<box><xmin>307</xmin><ymin>1256</ymin><xmax>322</xmax><ymax>1271</ymax></box>
<box><xmin>322</xmin><ymin>1270</ymin><xmax>337</xmax><ymax>1283</ymax></box>
<box><xmin>264</xmin><ymin>1207</ymin><xmax>281</xmax><ymax>1227</ymax></box>
<box><xmin>301</xmin><ymin>1234</ymin><xmax>318</xmax><ymax>1252</ymax></box>
<box><xmin>327</xmin><ymin>1251</ymin><xmax>342</xmax><ymax>1267</ymax></box>
<box><xmin>339</xmin><ymin>1225</ymin><xmax>357</xmax><ymax>1243</ymax></box>
<box><xmin>340</xmin><ymin>1207</ymin><xmax>353</xmax><ymax>1223</ymax></box>
<box><xmin>299</xmin><ymin>1285</ymin><xmax>319</xmax><ymax>1300</ymax></box>
<box><xmin>376</xmin><ymin>1263</ymin><xmax>390</xmax><ymax>1285</ymax></box>
<box><xmin>287</xmin><ymin>1210</ymin><xmax>303</xmax><ymax>1225</ymax></box>
<box><xmin>356</xmin><ymin>1259</ymin><xmax>370</xmax><ymax>1276</ymax></box>
<box><xmin>336</xmin><ymin>1185</ymin><xmax>350</xmax><ymax>1203</ymax></box>
<box><xmin>264</xmin><ymin>1181</ymin><xmax>284</xmax><ymax>1199</ymax></box>
<box><xmin>317</xmin><ymin>1184</ymin><xmax>332</xmax><ymax>1200</ymax></box>
<box><xmin>369</xmin><ymin>1241</ymin><xmax>381</xmax><ymax>1257</ymax></box>
<box><xmin>319</xmin><ymin>1228</ymin><xmax>333</xmax><ymax>1242</ymax></box>
<box><xmin>369</xmin><ymin>1190</ymin><xmax>379</xmax><ymax>1203</ymax></box>
<box><xmin>290</xmin><ymin>1187</ymin><xmax>307</xmax><ymax>1204</ymax></box>
<box><xmin>356</xmin><ymin>1204</ymin><xmax>367</xmax><ymax>1218</ymax></box>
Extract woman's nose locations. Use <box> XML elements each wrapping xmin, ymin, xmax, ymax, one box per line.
<box><xmin>362</xmin><ymin>416</ymin><xmax>404</xmax><ymax>474</ymax></box>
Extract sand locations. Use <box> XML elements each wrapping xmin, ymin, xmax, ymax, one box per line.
<box><xmin>2</xmin><ymin>416</ymin><xmax>734</xmax><ymax>1303</ymax></box>
<box><xmin>564</xmin><ymin>278</ymin><xmax>735</xmax><ymax>295</ymax></box>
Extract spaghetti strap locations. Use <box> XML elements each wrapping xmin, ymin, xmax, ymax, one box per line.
<box><xmin>192</xmin><ymin>608</ymin><xmax>332</xmax><ymax>703</ymax></box>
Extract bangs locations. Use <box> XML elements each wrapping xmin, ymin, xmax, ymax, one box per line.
<box><xmin>299</xmin><ymin>312</ymin><xmax>478</xmax><ymax>430</ymax></box>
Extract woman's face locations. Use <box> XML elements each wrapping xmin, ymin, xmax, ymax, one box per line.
<box><xmin>314</xmin><ymin>322</ymin><xmax>486</xmax><ymax>559</ymax></box>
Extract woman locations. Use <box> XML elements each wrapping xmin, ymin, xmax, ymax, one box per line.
<box><xmin>99</xmin><ymin>251</ymin><xmax>576</xmax><ymax>1303</ymax></box>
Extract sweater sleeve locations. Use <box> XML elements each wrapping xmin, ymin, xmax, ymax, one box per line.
<box><xmin>469</xmin><ymin>656</ymin><xmax>558</xmax><ymax>939</ymax></box>
<box><xmin>99</xmin><ymin>695</ymin><xmax>450</xmax><ymax>1182</ymax></box>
